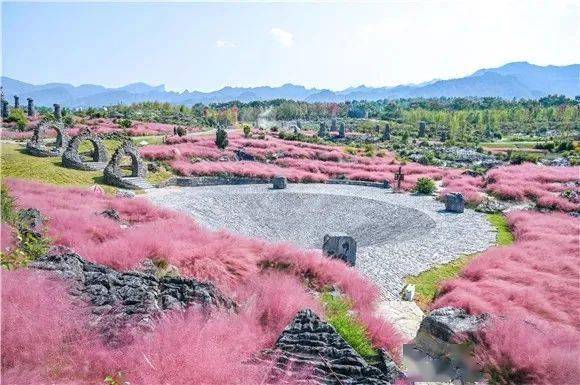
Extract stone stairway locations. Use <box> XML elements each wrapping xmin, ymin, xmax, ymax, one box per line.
<box><xmin>121</xmin><ymin>177</ymin><xmax>154</xmax><ymax>190</ymax></box>
<box><xmin>84</xmin><ymin>161</ymin><xmax>108</xmax><ymax>171</ymax></box>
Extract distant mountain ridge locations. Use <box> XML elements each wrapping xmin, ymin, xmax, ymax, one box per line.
<box><xmin>1</xmin><ymin>62</ymin><xmax>578</xmax><ymax>107</ymax></box>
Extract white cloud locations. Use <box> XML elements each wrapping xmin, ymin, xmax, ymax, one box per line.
<box><xmin>216</xmin><ymin>40</ymin><xmax>236</xmax><ymax>49</ymax></box>
<box><xmin>269</xmin><ymin>28</ymin><xmax>294</xmax><ymax>47</ymax></box>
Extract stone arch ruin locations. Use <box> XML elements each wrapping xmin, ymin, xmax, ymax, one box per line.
<box><xmin>26</xmin><ymin>122</ymin><xmax>70</xmax><ymax>157</ymax></box>
<box><xmin>104</xmin><ymin>141</ymin><xmax>150</xmax><ymax>189</ymax></box>
<box><xmin>62</xmin><ymin>128</ymin><xmax>109</xmax><ymax>170</ymax></box>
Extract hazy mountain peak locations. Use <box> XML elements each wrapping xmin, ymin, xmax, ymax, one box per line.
<box><xmin>1</xmin><ymin>61</ymin><xmax>577</xmax><ymax>107</ymax></box>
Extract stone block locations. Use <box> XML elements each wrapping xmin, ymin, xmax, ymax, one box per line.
<box><xmin>272</xmin><ymin>176</ymin><xmax>287</xmax><ymax>189</ymax></box>
<box><xmin>445</xmin><ymin>192</ymin><xmax>465</xmax><ymax>213</ymax></box>
<box><xmin>322</xmin><ymin>233</ymin><xmax>357</xmax><ymax>266</ymax></box>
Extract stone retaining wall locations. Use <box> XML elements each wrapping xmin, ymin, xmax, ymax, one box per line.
<box><xmin>158</xmin><ymin>176</ymin><xmax>390</xmax><ymax>189</ymax></box>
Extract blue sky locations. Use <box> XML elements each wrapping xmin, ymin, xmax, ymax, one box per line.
<box><xmin>2</xmin><ymin>1</ymin><xmax>578</xmax><ymax>91</ymax></box>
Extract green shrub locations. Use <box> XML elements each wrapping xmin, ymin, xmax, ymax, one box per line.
<box><xmin>344</xmin><ymin>146</ymin><xmax>357</xmax><ymax>155</ymax></box>
<box><xmin>242</xmin><ymin>124</ymin><xmax>252</xmax><ymax>138</ymax></box>
<box><xmin>1</xmin><ymin>185</ymin><xmax>17</xmax><ymax>225</ymax></box>
<box><xmin>415</xmin><ymin>177</ymin><xmax>436</xmax><ymax>194</ymax></box>
<box><xmin>62</xmin><ymin>115</ymin><xmax>74</xmax><ymax>128</ymax></box>
<box><xmin>7</xmin><ymin>108</ymin><xmax>27</xmax><ymax>131</ymax></box>
<box><xmin>215</xmin><ymin>126</ymin><xmax>229</xmax><ymax>149</ymax></box>
<box><xmin>509</xmin><ymin>151</ymin><xmax>541</xmax><ymax>164</ymax></box>
<box><xmin>363</xmin><ymin>144</ymin><xmax>376</xmax><ymax>157</ymax></box>
<box><xmin>118</xmin><ymin>119</ymin><xmax>133</xmax><ymax>128</ymax></box>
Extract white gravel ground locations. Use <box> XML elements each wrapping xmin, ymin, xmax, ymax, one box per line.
<box><xmin>147</xmin><ymin>183</ymin><xmax>496</xmax><ymax>299</ymax></box>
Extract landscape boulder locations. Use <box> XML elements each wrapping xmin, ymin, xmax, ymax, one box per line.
<box><xmin>415</xmin><ymin>307</ymin><xmax>489</xmax><ymax>358</ymax></box>
<box><xmin>30</xmin><ymin>250</ymin><xmax>236</xmax><ymax>344</ymax></box>
<box><xmin>322</xmin><ymin>233</ymin><xmax>357</xmax><ymax>266</ymax></box>
<box><xmin>475</xmin><ymin>197</ymin><xmax>508</xmax><ymax>214</ymax></box>
<box><xmin>272</xmin><ymin>175</ymin><xmax>287</xmax><ymax>189</ymax></box>
<box><xmin>17</xmin><ymin>208</ymin><xmax>45</xmax><ymax>238</ymax></box>
<box><xmin>445</xmin><ymin>192</ymin><xmax>465</xmax><ymax>213</ymax></box>
<box><xmin>256</xmin><ymin>309</ymin><xmax>403</xmax><ymax>385</ymax></box>
<box><xmin>235</xmin><ymin>149</ymin><xmax>255</xmax><ymax>161</ymax></box>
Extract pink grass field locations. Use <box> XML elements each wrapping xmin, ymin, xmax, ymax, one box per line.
<box><xmin>433</xmin><ymin>211</ymin><xmax>580</xmax><ymax>384</ymax></box>
<box><xmin>1</xmin><ymin>179</ymin><xmax>401</xmax><ymax>384</ymax></box>
<box><xmin>1</xmin><ymin>118</ymin><xmax>206</xmax><ymax>140</ymax></box>
<box><xmin>141</xmin><ymin>134</ymin><xmax>580</xmax><ymax>207</ymax></box>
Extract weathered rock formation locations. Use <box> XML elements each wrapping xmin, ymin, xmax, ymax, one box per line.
<box><xmin>26</xmin><ymin>122</ymin><xmax>70</xmax><ymax>157</ymax></box>
<box><xmin>103</xmin><ymin>141</ymin><xmax>148</xmax><ymax>189</ymax></box>
<box><xmin>62</xmin><ymin>128</ymin><xmax>109</xmax><ymax>170</ymax></box>
<box><xmin>30</xmin><ymin>250</ymin><xmax>236</xmax><ymax>343</ymax></box>
<box><xmin>256</xmin><ymin>309</ymin><xmax>403</xmax><ymax>385</ymax></box>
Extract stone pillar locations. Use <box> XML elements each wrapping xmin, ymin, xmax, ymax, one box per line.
<box><xmin>1</xmin><ymin>99</ymin><xmax>9</xmax><ymax>119</ymax></box>
<box><xmin>418</xmin><ymin>121</ymin><xmax>426</xmax><ymax>137</ymax></box>
<box><xmin>27</xmin><ymin>98</ymin><xmax>34</xmax><ymax>117</ymax></box>
<box><xmin>440</xmin><ymin>129</ymin><xmax>447</xmax><ymax>142</ymax></box>
<box><xmin>14</xmin><ymin>95</ymin><xmax>19</xmax><ymax>109</ymax></box>
<box><xmin>382</xmin><ymin>123</ymin><xmax>391</xmax><ymax>140</ymax></box>
<box><xmin>318</xmin><ymin>122</ymin><xmax>327</xmax><ymax>137</ymax></box>
<box><xmin>53</xmin><ymin>104</ymin><xmax>61</xmax><ymax>120</ymax></box>
<box><xmin>331</xmin><ymin>118</ymin><xmax>337</xmax><ymax>132</ymax></box>
<box><xmin>338</xmin><ymin>122</ymin><xmax>345</xmax><ymax>138</ymax></box>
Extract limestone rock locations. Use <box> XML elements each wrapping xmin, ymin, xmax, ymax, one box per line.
<box><xmin>415</xmin><ymin>307</ymin><xmax>488</xmax><ymax>357</ymax></box>
<box><xmin>257</xmin><ymin>309</ymin><xmax>403</xmax><ymax>385</ymax></box>
<box><xmin>475</xmin><ymin>198</ymin><xmax>508</xmax><ymax>214</ymax></box>
<box><xmin>30</xmin><ymin>250</ymin><xmax>236</xmax><ymax>344</ymax></box>
<box><xmin>18</xmin><ymin>208</ymin><xmax>45</xmax><ymax>238</ymax></box>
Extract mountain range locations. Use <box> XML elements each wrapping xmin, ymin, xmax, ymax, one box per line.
<box><xmin>1</xmin><ymin>62</ymin><xmax>578</xmax><ymax>108</ymax></box>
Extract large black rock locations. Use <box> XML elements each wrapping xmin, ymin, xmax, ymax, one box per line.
<box><xmin>256</xmin><ymin>309</ymin><xmax>403</xmax><ymax>385</ymax></box>
<box><xmin>30</xmin><ymin>250</ymin><xmax>236</xmax><ymax>343</ymax></box>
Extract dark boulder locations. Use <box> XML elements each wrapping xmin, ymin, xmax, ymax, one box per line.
<box><xmin>18</xmin><ymin>208</ymin><xmax>45</xmax><ymax>238</ymax></box>
<box><xmin>30</xmin><ymin>250</ymin><xmax>236</xmax><ymax>344</ymax></box>
<box><xmin>256</xmin><ymin>309</ymin><xmax>403</xmax><ymax>385</ymax></box>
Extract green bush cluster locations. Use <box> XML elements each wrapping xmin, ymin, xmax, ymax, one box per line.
<box><xmin>415</xmin><ymin>177</ymin><xmax>436</xmax><ymax>194</ymax></box>
<box><xmin>7</xmin><ymin>108</ymin><xmax>28</xmax><ymax>131</ymax></box>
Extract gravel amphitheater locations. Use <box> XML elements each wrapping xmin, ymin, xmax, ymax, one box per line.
<box><xmin>147</xmin><ymin>184</ymin><xmax>496</xmax><ymax>299</ymax></box>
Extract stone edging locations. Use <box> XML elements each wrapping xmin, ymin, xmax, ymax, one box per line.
<box><xmin>158</xmin><ymin>176</ymin><xmax>390</xmax><ymax>189</ymax></box>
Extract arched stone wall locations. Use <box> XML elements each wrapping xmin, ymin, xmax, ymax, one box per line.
<box><xmin>104</xmin><ymin>141</ymin><xmax>147</xmax><ymax>189</ymax></box>
<box><xmin>62</xmin><ymin>129</ymin><xmax>109</xmax><ymax>170</ymax></box>
<box><xmin>26</xmin><ymin>122</ymin><xmax>70</xmax><ymax>157</ymax></box>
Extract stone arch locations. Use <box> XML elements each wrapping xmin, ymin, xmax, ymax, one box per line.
<box><xmin>104</xmin><ymin>141</ymin><xmax>148</xmax><ymax>189</ymax></box>
<box><xmin>26</xmin><ymin>122</ymin><xmax>70</xmax><ymax>157</ymax></box>
<box><xmin>62</xmin><ymin>128</ymin><xmax>109</xmax><ymax>170</ymax></box>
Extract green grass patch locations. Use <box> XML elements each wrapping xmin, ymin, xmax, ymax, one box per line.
<box><xmin>486</xmin><ymin>213</ymin><xmax>515</xmax><ymax>245</ymax></box>
<box><xmin>146</xmin><ymin>168</ymin><xmax>174</xmax><ymax>186</ymax></box>
<box><xmin>1</xmin><ymin>143</ymin><xmax>114</xmax><ymax>192</ymax></box>
<box><xmin>404</xmin><ymin>254</ymin><xmax>475</xmax><ymax>310</ymax></box>
<box><xmin>405</xmin><ymin>213</ymin><xmax>514</xmax><ymax>310</ymax></box>
<box><xmin>321</xmin><ymin>292</ymin><xmax>378</xmax><ymax>362</ymax></box>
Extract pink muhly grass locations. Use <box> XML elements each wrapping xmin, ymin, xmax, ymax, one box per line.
<box><xmin>433</xmin><ymin>211</ymin><xmax>580</xmax><ymax>384</ymax></box>
<box><xmin>1</xmin><ymin>269</ymin><xmax>121</xmax><ymax>384</ymax></box>
<box><xmin>1</xmin><ymin>222</ymin><xmax>17</xmax><ymax>252</ymax></box>
<box><xmin>3</xmin><ymin>179</ymin><xmax>399</xmax><ymax>358</ymax></box>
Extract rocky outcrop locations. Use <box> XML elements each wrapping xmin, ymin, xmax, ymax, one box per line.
<box><xmin>18</xmin><ymin>208</ymin><xmax>45</xmax><ymax>238</ymax></box>
<box><xmin>256</xmin><ymin>309</ymin><xmax>403</xmax><ymax>385</ymax></box>
<box><xmin>30</xmin><ymin>250</ymin><xmax>236</xmax><ymax>343</ymax></box>
<box><xmin>414</xmin><ymin>306</ymin><xmax>488</xmax><ymax>361</ymax></box>
<box><xmin>475</xmin><ymin>197</ymin><xmax>508</xmax><ymax>214</ymax></box>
